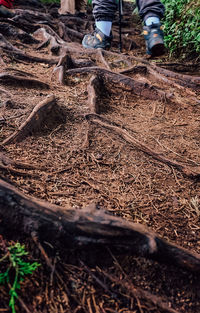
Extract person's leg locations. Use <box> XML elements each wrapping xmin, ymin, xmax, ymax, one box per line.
<box><xmin>136</xmin><ymin>0</ymin><xmax>165</xmax><ymax>22</ymax></box>
<box><xmin>82</xmin><ymin>0</ymin><xmax>117</xmax><ymax>49</ymax></box>
<box><xmin>136</xmin><ymin>0</ymin><xmax>165</xmax><ymax>56</ymax></box>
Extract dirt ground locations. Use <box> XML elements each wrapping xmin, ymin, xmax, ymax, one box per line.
<box><xmin>0</xmin><ymin>1</ymin><xmax>200</xmax><ymax>312</ymax></box>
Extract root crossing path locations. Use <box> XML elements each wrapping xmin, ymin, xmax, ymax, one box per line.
<box><xmin>0</xmin><ymin>1</ymin><xmax>200</xmax><ymax>313</ymax></box>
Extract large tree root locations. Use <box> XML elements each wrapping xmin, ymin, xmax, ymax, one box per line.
<box><xmin>0</xmin><ymin>16</ymin><xmax>40</xmax><ymax>33</ymax></box>
<box><xmin>86</xmin><ymin>114</ymin><xmax>200</xmax><ymax>178</ymax></box>
<box><xmin>52</xmin><ymin>52</ymin><xmax>95</xmax><ymax>84</ymax></box>
<box><xmin>58</xmin><ymin>21</ymin><xmax>84</xmax><ymax>43</ymax></box>
<box><xmin>0</xmin><ymin>33</ymin><xmax>23</xmax><ymax>53</ymax></box>
<box><xmin>3</xmin><ymin>48</ymin><xmax>59</xmax><ymax>64</ymax></box>
<box><xmin>120</xmin><ymin>65</ymin><xmax>197</xmax><ymax>97</ymax></box>
<box><xmin>151</xmin><ymin>63</ymin><xmax>200</xmax><ymax>90</ymax></box>
<box><xmin>95</xmin><ymin>50</ymin><xmax>200</xmax><ymax>90</ymax></box>
<box><xmin>0</xmin><ymin>33</ymin><xmax>58</xmax><ymax>64</ymax></box>
<box><xmin>120</xmin><ymin>54</ymin><xmax>200</xmax><ymax>90</ymax></box>
<box><xmin>2</xmin><ymin>95</ymin><xmax>56</xmax><ymax>145</ymax></box>
<box><xmin>14</xmin><ymin>8</ymin><xmax>53</xmax><ymax>24</ymax></box>
<box><xmin>0</xmin><ymin>72</ymin><xmax>49</xmax><ymax>89</ymax></box>
<box><xmin>66</xmin><ymin>67</ymin><xmax>171</xmax><ymax>101</ymax></box>
<box><xmin>87</xmin><ymin>75</ymin><xmax>105</xmax><ymax>114</ymax></box>
<box><xmin>0</xmin><ymin>178</ymin><xmax>200</xmax><ymax>272</ymax></box>
<box><xmin>0</xmin><ymin>22</ymin><xmax>39</xmax><ymax>44</ymax></box>
<box><xmin>34</xmin><ymin>28</ymin><xmax>62</xmax><ymax>55</ymax></box>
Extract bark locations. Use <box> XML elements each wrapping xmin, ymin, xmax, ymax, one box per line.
<box><xmin>0</xmin><ymin>179</ymin><xmax>200</xmax><ymax>272</ymax></box>
<box><xmin>0</xmin><ymin>72</ymin><xmax>49</xmax><ymax>89</ymax></box>
<box><xmin>87</xmin><ymin>75</ymin><xmax>104</xmax><ymax>114</ymax></box>
<box><xmin>2</xmin><ymin>95</ymin><xmax>56</xmax><ymax>145</ymax></box>
<box><xmin>66</xmin><ymin>67</ymin><xmax>171</xmax><ymax>101</ymax></box>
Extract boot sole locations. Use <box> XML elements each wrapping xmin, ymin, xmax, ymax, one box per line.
<box><xmin>151</xmin><ymin>43</ymin><xmax>165</xmax><ymax>57</ymax></box>
<box><xmin>82</xmin><ymin>42</ymin><xmax>111</xmax><ymax>50</ymax></box>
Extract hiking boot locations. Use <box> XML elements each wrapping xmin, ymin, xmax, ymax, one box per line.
<box><xmin>82</xmin><ymin>28</ymin><xmax>112</xmax><ymax>50</ymax></box>
<box><xmin>143</xmin><ymin>23</ymin><xmax>165</xmax><ymax>57</ymax></box>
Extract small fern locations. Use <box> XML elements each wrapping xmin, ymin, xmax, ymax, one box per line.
<box><xmin>0</xmin><ymin>242</ymin><xmax>40</xmax><ymax>313</ymax></box>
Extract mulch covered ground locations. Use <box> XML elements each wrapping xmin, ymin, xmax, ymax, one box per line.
<box><xmin>0</xmin><ymin>1</ymin><xmax>200</xmax><ymax>312</ymax></box>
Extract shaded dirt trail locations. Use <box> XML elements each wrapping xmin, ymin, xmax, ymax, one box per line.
<box><xmin>0</xmin><ymin>1</ymin><xmax>200</xmax><ymax>312</ymax></box>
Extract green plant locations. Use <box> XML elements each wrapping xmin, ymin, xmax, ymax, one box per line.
<box><xmin>162</xmin><ymin>0</ymin><xmax>200</xmax><ymax>58</ymax></box>
<box><xmin>0</xmin><ymin>242</ymin><xmax>40</xmax><ymax>313</ymax></box>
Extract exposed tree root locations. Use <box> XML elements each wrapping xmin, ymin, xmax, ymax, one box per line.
<box><xmin>87</xmin><ymin>75</ymin><xmax>104</xmax><ymax>114</ymax></box>
<box><xmin>2</xmin><ymin>95</ymin><xmax>56</xmax><ymax>145</ymax></box>
<box><xmin>0</xmin><ymin>23</ymin><xmax>39</xmax><ymax>44</ymax></box>
<box><xmin>57</xmin><ymin>51</ymin><xmax>95</xmax><ymax>69</ymax></box>
<box><xmin>102</xmin><ymin>271</ymin><xmax>180</xmax><ymax>313</ymax></box>
<box><xmin>121</xmin><ymin>54</ymin><xmax>200</xmax><ymax>90</ymax></box>
<box><xmin>3</xmin><ymin>48</ymin><xmax>59</xmax><ymax>64</ymax></box>
<box><xmin>14</xmin><ymin>8</ymin><xmax>53</xmax><ymax>24</ymax></box>
<box><xmin>96</xmin><ymin>49</ymin><xmax>111</xmax><ymax>70</ymax></box>
<box><xmin>98</xmin><ymin>51</ymin><xmax>200</xmax><ymax>90</ymax></box>
<box><xmin>0</xmin><ymin>179</ymin><xmax>200</xmax><ymax>272</ymax></box>
<box><xmin>0</xmin><ymin>152</ymin><xmax>40</xmax><ymax>177</ymax></box>
<box><xmin>34</xmin><ymin>28</ymin><xmax>62</xmax><ymax>55</ymax></box>
<box><xmin>0</xmin><ymin>33</ymin><xmax>58</xmax><ymax>63</ymax></box>
<box><xmin>0</xmin><ymin>152</ymin><xmax>41</xmax><ymax>170</ymax></box>
<box><xmin>0</xmin><ymin>33</ymin><xmax>23</xmax><ymax>53</ymax></box>
<box><xmin>120</xmin><ymin>65</ymin><xmax>197</xmax><ymax>97</ymax></box>
<box><xmin>0</xmin><ymin>53</ymin><xmax>5</xmax><ymax>66</ymax></box>
<box><xmin>34</xmin><ymin>24</ymin><xmax>64</xmax><ymax>44</ymax></box>
<box><xmin>52</xmin><ymin>52</ymin><xmax>99</xmax><ymax>84</ymax></box>
<box><xmin>66</xmin><ymin>67</ymin><xmax>171</xmax><ymax>101</ymax></box>
<box><xmin>0</xmin><ymin>3</ymin><xmax>199</xmax><ymax>312</ymax></box>
<box><xmin>86</xmin><ymin>114</ymin><xmax>200</xmax><ymax>178</ymax></box>
<box><xmin>5</xmin><ymin>67</ymin><xmax>36</xmax><ymax>78</ymax></box>
<box><xmin>120</xmin><ymin>65</ymin><xmax>148</xmax><ymax>75</ymax></box>
<box><xmin>58</xmin><ymin>21</ymin><xmax>84</xmax><ymax>43</ymax></box>
<box><xmin>59</xmin><ymin>15</ymin><xmax>90</xmax><ymax>29</ymax></box>
<box><xmin>0</xmin><ymin>16</ymin><xmax>39</xmax><ymax>33</ymax></box>
<box><xmin>51</xmin><ymin>53</ymin><xmax>74</xmax><ymax>84</ymax></box>
<box><xmin>0</xmin><ymin>72</ymin><xmax>49</xmax><ymax>89</ymax></box>
<box><xmin>52</xmin><ymin>65</ymin><xmax>65</xmax><ymax>84</ymax></box>
<box><xmin>151</xmin><ymin>63</ymin><xmax>200</xmax><ymax>90</ymax></box>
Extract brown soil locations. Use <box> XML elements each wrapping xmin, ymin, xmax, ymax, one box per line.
<box><xmin>0</xmin><ymin>1</ymin><xmax>200</xmax><ymax>313</ymax></box>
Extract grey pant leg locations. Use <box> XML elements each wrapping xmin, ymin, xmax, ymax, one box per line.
<box><xmin>92</xmin><ymin>0</ymin><xmax>117</xmax><ymax>22</ymax></box>
<box><xmin>136</xmin><ymin>0</ymin><xmax>165</xmax><ymax>21</ymax></box>
<box><xmin>92</xmin><ymin>0</ymin><xmax>165</xmax><ymax>22</ymax></box>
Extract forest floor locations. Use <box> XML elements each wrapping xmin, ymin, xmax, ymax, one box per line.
<box><xmin>0</xmin><ymin>1</ymin><xmax>200</xmax><ymax>312</ymax></box>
